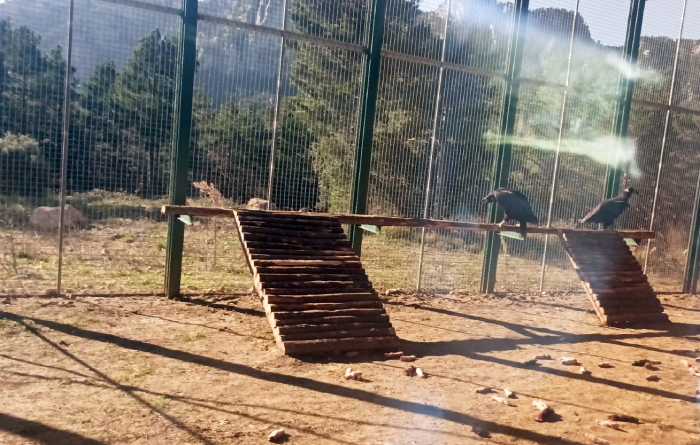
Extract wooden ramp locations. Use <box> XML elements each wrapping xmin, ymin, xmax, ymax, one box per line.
<box><xmin>233</xmin><ymin>209</ymin><xmax>400</xmax><ymax>355</ymax></box>
<box><xmin>559</xmin><ymin>231</ymin><xmax>669</xmax><ymax>326</ymax></box>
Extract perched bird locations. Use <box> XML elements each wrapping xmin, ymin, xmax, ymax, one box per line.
<box><xmin>482</xmin><ymin>188</ymin><xmax>538</xmax><ymax>237</ymax></box>
<box><xmin>579</xmin><ymin>187</ymin><xmax>639</xmax><ymax>229</ymax></box>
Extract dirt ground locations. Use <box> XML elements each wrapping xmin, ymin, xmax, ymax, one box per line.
<box><xmin>1</xmin><ymin>291</ymin><xmax>699</xmax><ymax>445</ymax></box>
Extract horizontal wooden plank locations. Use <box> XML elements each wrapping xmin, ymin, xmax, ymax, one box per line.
<box><xmin>281</xmin><ymin>336</ymin><xmax>401</xmax><ymax>354</ymax></box>
<box><xmin>589</xmin><ymin>283</ymin><xmax>654</xmax><ymax>294</ymax></box>
<box><xmin>256</xmin><ymin>266</ymin><xmax>367</xmax><ymax>275</ymax></box>
<box><xmin>606</xmin><ymin>313</ymin><xmax>670</xmax><ymax>324</ymax></box>
<box><xmin>265</xmin><ymin>293</ymin><xmax>379</xmax><ymax>304</ymax></box>
<box><xmin>279</xmin><ymin>327</ymin><xmax>396</xmax><ymax>342</ymax></box>
<box><xmin>245</xmin><ymin>240</ymin><xmax>352</xmax><ymax>250</ymax></box>
<box><xmin>238</xmin><ymin>209</ymin><xmax>340</xmax><ymax>222</ymax></box>
<box><xmin>251</xmin><ymin>254</ymin><xmax>358</xmax><ymax>261</ymax></box>
<box><xmin>268</xmin><ymin>301</ymin><xmax>383</xmax><ymax>312</ymax></box>
<box><xmin>258</xmin><ymin>273</ymin><xmax>368</xmax><ymax>282</ymax></box>
<box><xmin>162</xmin><ymin>206</ymin><xmax>655</xmax><ymax>239</ymax></box>
<box><xmin>265</xmin><ymin>286</ymin><xmax>376</xmax><ymax>296</ymax></box>
<box><xmin>599</xmin><ymin>305</ymin><xmax>664</xmax><ymax>315</ymax></box>
<box><xmin>244</xmin><ymin>233</ymin><xmax>351</xmax><ymax>247</ymax></box>
<box><xmin>248</xmin><ymin>248</ymin><xmax>356</xmax><ymax>256</ymax></box>
<box><xmin>237</xmin><ymin>220</ymin><xmax>346</xmax><ymax>233</ymax></box>
<box><xmin>253</xmin><ymin>259</ymin><xmax>363</xmax><ymax>267</ymax></box>
<box><xmin>262</xmin><ymin>281</ymin><xmax>373</xmax><ymax>290</ymax></box>
<box><xmin>275</xmin><ymin>321</ymin><xmax>392</xmax><ymax>335</ymax></box>
<box><xmin>242</xmin><ymin>227</ymin><xmax>346</xmax><ymax>239</ymax></box>
<box><xmin>273</xmin><ymin>314</ymin><xmax>391</xmax><ymax>327</ymax></box>
<box><xmin>594</xmin><ymin>296</ymin><xmax>659</xmax><ymax>306</ymax></box>
<box><xmin>273</xmin><ymin>308</ymin><xmax>385</xmax><ymax>320</ymax></box>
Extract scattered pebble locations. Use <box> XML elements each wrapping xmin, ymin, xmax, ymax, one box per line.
<box><xmin>535</xmin><ymin>354</ymin><xmax>552</xmax><ymax>360</ymax></box>
<box><xmin>504</xmin><ymin>389</ymin><xmax>515</xmax><ymax>399</ymax></box>
<box><xmin>644</xmin><ymin>362</ymin><xmax>658</xmax><ymax>371</ymax></box>
<box><xmin>560</xmin><ymin>357</ymin><xmax>579</xmax><ymax>366</ymax></box>
<box><xmin>491</xmin><ymin>395</ymin><xmax>512</xmax><ymax>406</ymax></box>
<box><xmin>579</xmin><ymin>367</ymin><xmax>591</xmax><ymax>375</ymax></box>
<box><xmin>598</xmin><ymin>362</ymin><xmax>614</xmax><ymax>368</ymax></box>
<box><xmin>524</xmin><ymin>359</ymin><xmax>539</xmax><ymax>366</ymax></box>
<box><xmin>400</xmin><ymin>355</ymin><xmax>417</xmax><ymax>362</ymax></box>
<box><xmin>384</xmin><ymin>351</ymin><xmax>403</xmax><ymax>359</ymax></box>
<box><xmin>475</xmin><ymin>387</ymin><xmax>493</xmax><ymax>394</ymax></box>
<box><xmin>533</xmin><ymin>400</ymin><xmax>553</xmax><ymax>422</ymax></box>
<box><xmin>584</xmin><ymin>433</ymin><xmax>610</xmax><ymax>445</ymax></box>
<box><xmin>344</xmin><ymin>368</ymin><xmax>363</xmax><ymax>381</ymax></box>
<box><xmin>608</xmin><ymin>414</ymin><xmax>639</xmax><ymax>424</ymax></box>
<box><xmin>646</xmin><ymin>375</ymin><xmax>660</xmax><ymax>382</ymax></box>
<box><xmin>472</xmin><ymin>426</ymin><xmax>490</xmax><ymax>438</ymax></box>
<box><xmin>681</xmin><ymin>359</ymin><xmax>691</xmax><ymax>368</ymax></box>
<box><xmin>596</xmin><ymin>419</ymin><xmax>622</xmax><ymax>430</ymax></box>
<box><xmin>268</xmin><ymin>428</ymin><xmax>286</xmax><ymax>442</ymax></box>
<box><xmin>404</xmin><ymin>365</ymin><xmax>417</xmax><ymax>377</ymax></box>
<box><xmin>415</xmin><ymin>368</ymin><xmax>427</xmax><ymax>378</ymax></box>
<box><xmin>632</xmin><ymin>359</ymin><xmax>650</xmax><ymax>367</ymax></box>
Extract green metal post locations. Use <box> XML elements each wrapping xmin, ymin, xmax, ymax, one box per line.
<box><xmin>605</xmin><ymin>0</ymin><xmax>645</xmax><ymax>199</ymax></box>
<box><xmin>348</xmin><ymin>0</ymin><xmax>387</xmax><ymax>255</ymax></box>
<box><xmin>164</xmin><ymin>0</ymin><xmax>198</xmax><ymax>298</ymax></box>
<box><xmin>480</xmin><ymin>0</ymin><xmax>529</xmax><ymax>293</ymax></box>
<box><xmin>684</xmin><ymin>171</ymin><xmax>700</xmax><ymax>294</ymax></box>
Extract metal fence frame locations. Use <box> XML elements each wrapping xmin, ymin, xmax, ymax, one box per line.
<box><xmin>9</xmin><ymin>0</ymin><xmax>700</xmax><ymax>296</ymax></box>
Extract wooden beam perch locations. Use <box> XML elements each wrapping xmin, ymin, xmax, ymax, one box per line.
<box><xmin>161</xmin><ymin>205</ymin><xmax>656</xmax><ymax>239</ymax></box>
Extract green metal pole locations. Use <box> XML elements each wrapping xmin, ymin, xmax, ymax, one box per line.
<box><xmin>348</xmin><ymin>0</ymin><xmax>387</xmax><ymax>255</ymax></box>
<box><xmin>684</xmin><ymin>171</ymin><xmax>700</xmax><ymax>294</ymax></box>
<box><xmin>605</xmin><ymin>0</ymin><xmax>645</xmax><ymax>199</ymax></box>
<box><xmin>164</xmin><ymin>0</ymin><xmax>198</xmax><ymax>298</ymax></box>
<box><xmin>480</xmin><ymin>0</ymin><xmax>529</xmax><ymax>293</ymax></box>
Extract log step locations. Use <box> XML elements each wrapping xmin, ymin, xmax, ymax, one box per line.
<box><xmin>279</xmin><ymin>327</ymin><xmax>396</xmax><ymax>342</ymax></box>
<box><xmin>275</xmin><ymin>321</ymin><xmax>393</xmax><ymax>335</ymax></box>
<box><xmin>265</xmin><ymin>293</ymin><xmax>379</xmax><ymax>304</ymax></box>
<box><xmin>268</xmin><ymin>301</ymin><xmax>383</xmax><ymax>312</ymax></box>
<box><xmin>282</xmin><ymin>336</ymin><xmax>401</xmax><ymax>355</ymax></box>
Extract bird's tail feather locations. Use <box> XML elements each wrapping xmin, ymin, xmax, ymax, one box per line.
<box><xmin>520</xmin><ymin>221</ymin><xmax>527</xmax><ymax>239</ymax></box>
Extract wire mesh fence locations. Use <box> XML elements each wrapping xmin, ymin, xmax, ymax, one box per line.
<box><xmin>3</xmin><ymin>0</ymin><xmax>700</xmax><ymax>297</ymax></box>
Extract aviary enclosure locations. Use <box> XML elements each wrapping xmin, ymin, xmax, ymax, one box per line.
<box><xmin>2</xmin><ymin>2</ymin><xmax>700</xmax><ymax>444</ymax></box>
<box><xmin>2</xmin><ymin>0</ymin><xmax>700</xmax><ymax>297</ymax></box>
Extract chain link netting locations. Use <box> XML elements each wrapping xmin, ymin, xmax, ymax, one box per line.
<box><xmin>2</xmin><ymin>0</ymin><xmax>700</xmax><ymax>296</ymax></box>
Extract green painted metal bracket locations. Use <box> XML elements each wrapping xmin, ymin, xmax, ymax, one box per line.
<box><xmin>605</xmin><ymin>0</ymin><xmax>646</xmax><ymax>199</ymax></box>
<box><xmin>164</xmin><ymin>0</ymin><xmax>198</xmax><ymax>298</ymax></box>
<box><xmin>480</xmin><ymin>0</ymin><xmax>529</xmax><ymax>293</ymax></box>
<box><xmin>348</xmin><ymin>0</ymin><xmax>387</xmax><ymax>256</ymax></box>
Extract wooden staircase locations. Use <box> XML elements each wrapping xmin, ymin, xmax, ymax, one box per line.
<box><xmin>558</xmin><ymin>231</ymin><xmax>669</xmax><ymax>326</ymax></box>
<box><xmin>233</xmin><ymin>209</ymin><xmax>400</xmax><ymax>355</ymax></box>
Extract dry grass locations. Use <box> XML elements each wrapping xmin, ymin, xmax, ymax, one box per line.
<box><xmin>0</xmin><ymin>191</ymin><xmax>688</xmax><ymax>296</ymax></box>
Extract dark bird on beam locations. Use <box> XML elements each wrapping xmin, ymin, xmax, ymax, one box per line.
<box><xmin>482</xmin><ymin>188</ymin><xmax>538</xmax><ymax>238</ymax></box>
<box><xmin>579</xmin><ymin>187</ymin><xmax>639</xmax><ymax>230</ymax></box>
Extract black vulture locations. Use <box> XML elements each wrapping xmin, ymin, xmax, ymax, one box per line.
<box><xmin>579</xmin><ymin>187</ymin><xmax>639</xmax><ymax>229</ymax></box>
<box><xmin>482</xmin><ymin>188</ymin><xmax>538</xmax><ymax>237</ymax></box>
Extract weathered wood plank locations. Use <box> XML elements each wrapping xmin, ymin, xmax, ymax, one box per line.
<box><xmin>281</xmin><ymin>336</ymin><xmax>400</xmax><ymax>354</ymax></box>
<box><xmin>161</xmin><ymin>205</ymin><xmax>656</xmax><ymax>239</ymax></box>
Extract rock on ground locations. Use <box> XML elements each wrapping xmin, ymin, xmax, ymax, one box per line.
<box><xmin>246</xmin><ymin>198</ymin><xmax>276</xmax><ymax>210</ymax></box>
<box><xmin>30</xmin><ymin>205</ymin><xmax>86</xmax><ymax>230</ymax></box>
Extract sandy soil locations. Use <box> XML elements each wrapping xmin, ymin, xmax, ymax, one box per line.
<box><xmin>1</xmin><ymin>291</ymin><xmax>699</xmax><ymax>445</ymax></box>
